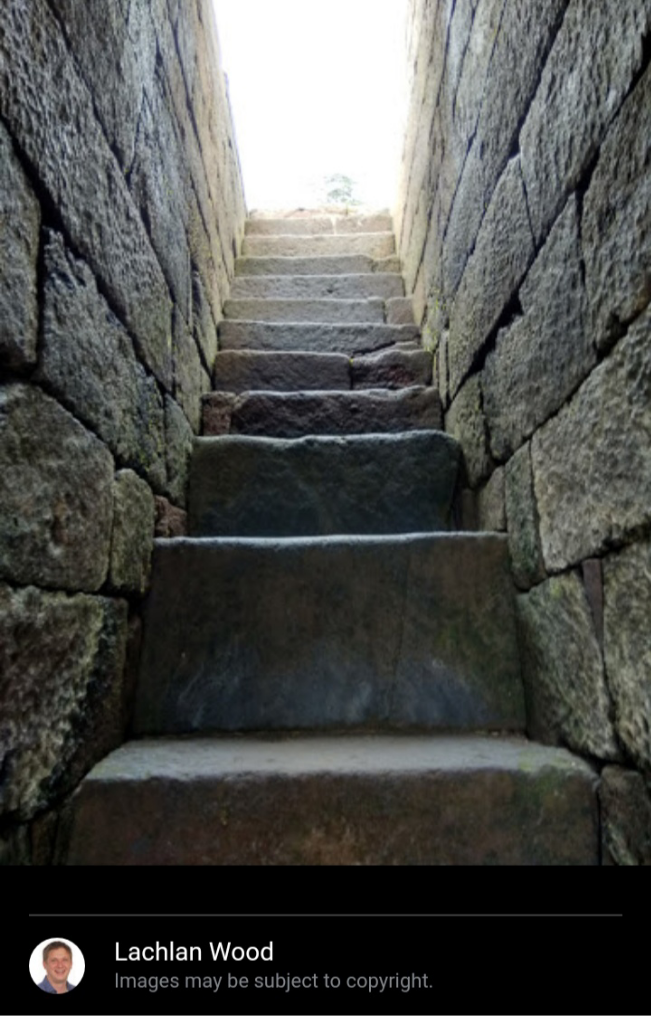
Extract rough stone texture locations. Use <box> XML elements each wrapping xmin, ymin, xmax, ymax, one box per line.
<box><xmin>189</xmin><ymin>432</ymin><xmax>460</xmax><ymax>538</ymax></box>
<box><xmin>444</xmin><ymin>376</ymin><xmax>492</xmax><ymax>487</ymax></box>
<box><xmin>172</xmin><ymin>309</ymin><xmax>210</xmax><ymax>434</ymax></box>
<box><xmin>516</xmin><ymin>572</ymin><xmax>620</xmax><ymax>760</ymax></box>
<box><xmin>164</xmin><ymin>397</ymin><xmax>194</xmax><ymax>508</ymax></box>
<box><xmin>477</xmin><ymin>468</ymin><xmax>506</xmax><ymax>533</ymax></box>
<box><xmin>219</xmin><ymin>320</ymin><xmax>421</xmax><ymax>356</ymax></box>
<box><xmin>0</xmin><ymin>120</ymin><xmax>40</xmax><ymax>370</ymax></box>
<box><xmin>582</xmin><ymin>62</ymin><xmax>651</xmax><ymax>352</ymax></box>
<box><xmin>532</xmin><ymin>308</ymin><xmax>651</xmax><ymax>571</ymax></box>
<box><xmin>202</xmin><ymin>387</ymin><xmax>443</xmax><ymax>439</ymax></box>
<box><xmin>244</xmin><ymin>214</ymin><xmax>393</xmax><ymax>236</ymax></box>
<box><xmin>58</xmin><ymin>735</ymin><xmax>598</xmax><ymax>866</ymax></box>
<box><xmin>600</xmin><ymin>767</ymin><xmax>651</xmax><ymax>866</ymax></box>
<box><xmin>582</xmin><ymin>559</ymin><xmax>604</xmax><ymax>651</ymax></box>
<box><xmin>224</xmin><ymin>297</ymin><xmax>386</xmax><ymax>324</ymax></box>
<box><xmin>0</xmin><ymin>385</ymin><xmax>114</xmax><ymax>592</ymax></box>
<box><xmin>520</xmin><ymin>0</ymin><xmax>650</xmax><ymax>244</ymax></box>
<box><xmin>231</xmin><ymin>274</ymin><xmax>405</xmax><ymax>300</ymax></box>
<box><xmin>213</xmin><ymin>350</ymin><xmax>351</xmax><ymax>393</ymax></box>
<box><xmin>109</xmin><ymin>470</ymin><xmax>156</xmax><ymax>595</ymax></box>
<box><xmin>37</xmin><ymin>233</ymin><xmax>167</xmax><ymax>491</ymax></box>
<box><xmin>242</xmin><ymin>233</ymin><xmax>395</xmax><ymax>259</ymax></box>
<box><xmin>505</xmin><ymin>443</ymin><xmax>546</xmax><ymax>591</ymax></box>
<box><xmin>483</xmin><ymin>197</ymin><xmax>595</xmax><ymax>460</ymax></box>
<box><xmin>235</xmin><ymin>256</ymin><xmax>374</xmax><ymax>276</ymax></box>
<box><xmin>385</xmin><ymin>297</ymin><xmax>416</xmax><ymax>325</ymax></box>
<box><xmin>192</xmin><ymin>269</ymin><xmax>219</xmax><ymax>369</ymax></box>
<box><xmin>134</xmin><ymin>534</ymin><xmax>525</xmax><ymax>734</ymax></box>
<box><xmin>603</xmin><ymin>541</ymin><xmax>651</xmax><ymax>772</ymax></box>
<box><xmin>448</xmin><ymin>158</ymin><xmax>535</xmax><ymax>398</ymax></box>
<box><xmin>351</xmin><ymin>348</ymin><xmax>433</xmax><ymax>390</ymax></box>
<box><xmin>0</xmin><ymin>583</ymin><xmax>127</xmax><ymax>818</ymax></box>
<box><xmin>154</xmin><ymin>496</ymin><xmax>187</xmax><ymax>539</ymax></box>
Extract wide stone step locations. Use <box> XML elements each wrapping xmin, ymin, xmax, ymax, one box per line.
<box><xmin>230</xmin><ymin>273</ymin><xmax>405</xmax><ymax>300</ymax></box>
<box><xmin>133</xmin><ymin>533</ymin><xmax>525</xmax><ymax>734</ymax></box>
<box><xmin>202</xmin><ymin>386</ymin><xmax>442</xmax><ymax>437</ymax></box>
<box><xmin>242</xmin><ymin>232</ymin><xmax>396</xmax><ymax>259</ymax></box>
<box><xmin>235</xmin><ymin>255</ymin><xmax>401</xmax><ymax>276</ymax></box>
<box><xmin>212</xmin><ymin>348</ymin><xmax>433</xmax><ymax>392</ymax></box>
<box><xmin>245</xmin><ymin>213</ymin><xmax>393</xmax><ymax>236</ymax></box>
<box><xmin>224</xmin><ymin>297</ymin><xmax>386</xmax><ymax>324</ymax></box>
<box><xmin>56</xmin><ymin>735</ymin><xmax>599</xmax><ymax>865</ymax></box>
<box><xmin>219</xmin><ymin>320</ymin><xmax>420</xmax><ymax>355</ymax></box>
<box><xmin>188</xmin><ymin>432</ymin><xmax>460</xmax><ymax>537</ymax></box>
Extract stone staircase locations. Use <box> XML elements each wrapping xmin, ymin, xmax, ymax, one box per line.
<box><xmin>57</xmin><ymin>211</ymin><xmax>599</xmax><ymax>865</ymax></box>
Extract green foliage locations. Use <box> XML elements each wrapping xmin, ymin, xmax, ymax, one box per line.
<box><xmin>321</xmin><ymin>173</ymin><xmax>362</xmax><ymax>208</ymax></box>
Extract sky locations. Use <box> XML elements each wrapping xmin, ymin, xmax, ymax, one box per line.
<box><xmin>211</xmin><ymin>0</ymin><xmax>410</xmax><ymax>211</ymax></box>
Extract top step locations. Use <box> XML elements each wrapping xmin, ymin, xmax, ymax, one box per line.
<box><xmin>245</xmin><ymin>213</ymin><xmax>393</xmax><ymax>236</ymax></box>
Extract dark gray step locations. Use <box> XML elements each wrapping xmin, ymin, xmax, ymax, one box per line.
<box><xmin>133</xmin><ymin>533</ymin><xmax>525</xmax><ymax>735</ymax></box>
<box><xmin>351</xmin><ymin>347</ymin><xmax>432</xmax><ymax>388</ymax></box>
<box><xmin>244</xmin><ymin>213</ymin><xmax>393</xmax><ymax>236</ymax></box>
<box><xmin>223</xmin><ymin>297</ymin><xmax>386</xmax><ymax>324</ymax></box>
<box><xmin>242</xmin><ymin>232</ymin><xmax>395</xmax><ymax>259</ymax></box>
<box><xmin>202</xmin><ymin>386</ymin><xmax>442</xmax><ymax>437</ymax></box>
<box><xmin>57</xmin><ymin>735</ymin><xmax>598</xmax><ymax>865</ymax></box>
<box><xmin>188</xmin><ymin>431</ymin><xmax>460</xmax><ymax>537</ymax></box>
<box><xmin>219</xmin><ymin>320</ymin><xmax>420</xmax><ymax>355</ymax></box>
<box><xmin>230</xmin><ymin>273</ymin><xmax>405</xmax><ymax>300</ymax></box>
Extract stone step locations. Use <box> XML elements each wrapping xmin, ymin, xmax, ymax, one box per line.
<box><xmin>133</xmin><ymin>533</ymin><xmax>525</xmax><ymax>734</ymax></box>
<box><xmin>230</xmin><ymin>274</ymin><xmax>405</xmax><ymax>300</ymax></box>
<box><xmin>188</xmin><ymin>431</ymin><xmax>460</xmax><ymax>538</ymax></box>
<box><xmin>241</xmin><ymin>233</ymin><xmax>396</xmax><ymax>259</ymax></box>
<box><xmin>235</xmin><ymin>255</ymin><xmax>401</xmax><ymax>276</ymax></box>
<box><xmin>202</xmin><ymin>386</ymin><xmax>442</xmax><ymax>437</ymax></box>
<box><xmin>224</xmin><ymin>297</ymin><xmax>386</xmax><ymax>324</ymax></box>
<box><xmin>212</xmin><ymin>348</ymin><xmax>433</xmax><ymax>392</ymax></box>
<box><xmin>219</xmin><ymin>320</ymin><xmax>420</xmax><ymax>355</ymax></box>
<box><xmin>56</xmin><ymin>735</ymin><xmax>599</xmax><ymax>865</ymax></box>
<box><xmin>245</xmin><ymin>213</ymin><xmax>393</xmax><ymax>236</ymax></box>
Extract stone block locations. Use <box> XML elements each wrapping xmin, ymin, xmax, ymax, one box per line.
<box><xmin>0</xmin><ymin>385</ymin><xmax>114</xmax><ymax>592</ymax></box>
<box><xmin>516</xmin><ymin>572</ymin><xmax>620</xmax><ymax>760</ymax></box>
<box><xmin>448</xmin><ymin>158</ymin><xmax>535</xmax><ymax>398</ymax></box>
<box><xmin>164</xmin><ymin>396</ymin><xmax>194</xmax><ymax>508</ymax></box>
<box><xmin>154</xmin><ymin>496</ymin><xmax>187</xmax><ymax>539</ymax></box>
<box><xmin>219</xmin><ymin>320</ymin><xmax>421</xmax><ymax>356</ymax></box>
<box><xmin>37</xmin><ymin>233</ymin><xmax>167</xmax><ymax>491</ymax></box>
<box><xmin>505</xmin><ymin>443</ymin><xmax>545</xmax><ymax>590</ymax></box>
<box><xmin>532</xmin><ymin>307</ymin><xmax>651</xmax><ymax>571</ymax></box>
<box><xmin>351</xmin><ymin>348</ymin><xmax>433</xmax><ymax>389</ymax></box>
<box><xmin>242</xmin><ymin>234</ymin><xmax>395</xmax><ymax>259</ymax></box>
<box><xmin>230</xmin><ymin>273</ymin><xmax>405</xmax><ymax>301</ymax></box>
<box><xmin>582</xmin><ymin>63</ymin><xmax>651</xmax><ymax>351</ymax></box>
<box><xmin>334</xmin><ymin>213</ymin><xmax>394</xmax><ymax>235</ymax></box>
<box><xmin>385</xmin><ymin>297</ymin><xmax>416</xmax><ymax>325</ymax></box>
<box><xmin>192</xmin><ymin>269</ymin><xmax>219</xmax><ymax>368</ymax></box>
<box><xmin>603</xmin><ymin>540</ymin><xmax>651</xmax><ymax>772</ymax></box>
<box><xmin>444</xmin><ymin>375</ymin><xmax>492</xmax><ymax>487</ymax></box>
<box><xmin>477</xmin><ymin>467</ymin><xmax>506</xmax><ymax>533</ymax></box>
<box><xmin>483</xmin><ymin>197</ymin><xmax>595</xmax><ymax>460</ymax></box>
<box><xmin>109</xmin><ymin>470</ymin><xmax>155</xmax><ymax>595</ymax></box>
<box><xmin>0</xmin><ymin>121</ymin><xmax>40</xmax><ymax>371</ymax></box>
<box><xmin>213</xmin><ymin>351</ymin><xmax>351</xmax><ymax>392</ymax></box>
<box><xmin>172</xmin><ymin>309</ymin><xmax>210</xmax><ymax>434</ymax></box>
<box><xmin>520</xmin><ymin>0</ymin><xmax>650</xmax><ymax>243</ymax></box>
<box><xmin>224</xmin><ymin>298</ymin><xmax>385</xmax><ymax>324</ymax></box>
<box><xmin>0</xmin><ymin>583</ymin><xmax>127</xmax><ymax>818</ymax></box>
<box><xmin>600</xmin><ymin>767</ymin><xmax>651</xmax><ymax>866</ymax></box>
<box><xmin>245</xmin><ymin>217</ymin><xmax>334</xmax><ymax>236</ymax></box>
<box><xmin>235</xmin><ymin>256</ymin><xmax>374</xmax><ymax>276</ymax></box>
<box><xmin>451</xmin><ymin>0</ymin><xmax>506</xmax><ymax>169</ymax></box>
<box><xmin>0</xmin><ymin>0</ymin><xmax>173</xmax><ymax>388</ymax></box>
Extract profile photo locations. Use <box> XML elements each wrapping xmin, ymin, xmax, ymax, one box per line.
<box><xmin>30</xmin><ymin>938</ymin><xmax>85</xmax><ymax>994</ymax></box>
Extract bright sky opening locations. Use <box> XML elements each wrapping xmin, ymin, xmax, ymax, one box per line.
<box><xmin>211</xmin><ymin>0</ymin><xmax>410</xmax><ymax>211</ymax></box>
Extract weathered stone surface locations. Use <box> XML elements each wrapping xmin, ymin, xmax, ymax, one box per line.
<box><xmin>0</xmin><ymin>121</ymin><xmax>40</xmax><ymax>370</ymax></box>
<box><xmin>582</xmin><ymin>63</ymin><xmax>651</xmax><ymax>351</ymax></box>
<box><xmin>603</xmin><ymin>541</ymin><xmax>651</xmax><ymax>772</ymax></box>
<box><xmin>516</xmin><ymin>572</ymin><xmax>620</xmax><ymax>760</ymax></box>
<box><xmin>532</xmin><ymin>308</ymin><xmax>651</xmax><ymax>570</ymax></box>
<box><xmin>477</xmin><ymin>467</ymin><xmax>506</xmax><ymax>533</ymax></box>
<box><xmin>164</xmin><ymin>397</ymin><xmax>194</xmax><ymax>508</ymax></box>
<box><xmin>505</xmin><ymin>443</ymin><xmax>546</xmax><ymax>591</ymax></box>
<box><xmin>134</xmin><ymin>534</ymin><xmax>524</xmax><ymax>734</ymax></box>
<box><xmin>448</xmin><ymin>158</ymin><xmax>535</xmax><ymax>398</ymax></box>
<box><xmin>202</xmin><ymin>387</ymin><xmax>443</xmax><ymax>438</ymax></box>
<box><xmin>219</xmin><ymin>320</ymin><xmax>420</xmax><ymax>356</ymax></box>
<box><xmin>0</xmin><ymin>583</ymin><xmax>127</xmax><ymax>818</ymax></box>
<box><xmin>520</xmin><ymin>0</ymin><xmax>650</xmax><ymax>243</ymax></box>
<box><xmin>242</xmin><ymin>233</ymin><xmax>395</xmax><ymax>259</ymax></box>
<box><xmin>0</xmin><ymin>0</ymin><xmax>173</xmax><ymax>388</ymax></box>
<box><xmin>189</xmin><ymin>432</ymin><xmax>460</xmax><ymax>537</ymax></box>
<box><xmin>385</xmin><ymin>297</ymin><xmax>416</xmax><ymax>325</ymax></box>
<box><xmin>444</xmin><ymin>376</ymin><xmax>492</xmax><ymax>487</ymax></box>
<box><xmin>213</xmin><ymin>350</ymin><xmax>351</xmax><ymax>393</ymax></box>
<box><xmin>351</xmin><ymin>348</ymin><xmax>433</xmax><ymax>389</ymax></box>
<box><xmin>235</xmin><ymin>255</ymin><xmax>374</xmax><ymax>276</ymax></box>
<box><xmin>154</xmin><ymin>496</ymin><xmax>187</xmax><ymax>539</ymax></box>
<box><xmin>224</xmin><ymin>298</ymin><xmax>386</xmax><ymax>324</ymax></box>
<box><xmin>109</xmin><ymin>470</ymin><xmax>155</xmax><ymax>594</ymax></box>
<box><xmin>230</xmin><ymin>273</ymin><xmax>405</xmax><ymax>301</ymax></box>
<box><xmin>483</xmin><ymin>197</ymin><xmax>595</xmax><ymax>460</ymax></box>
<box><xmin>0</xmin><ymin>385</ymin><xmax>114</xmax><ymax>591</ymax></box>
<box><xmin>373</xmin><ymin>256</ymin><xmax>402</xmax><ymax>274</ymax></box>
<box><xmin>59</xmin><ymin>735</ymin><xmax>597</xmax><ymax>865</ymax></box>
<box><xmin>600</xmin><ymin>767</ymin><xmax>651</xmax><ymax>866</ymax></box>
<box><xmin>37</xmin><ymin>233</ymin><xmax>167</xmax><ymax>490</ymax></box>
<box><xmin>192</xmin><ymin>269</ymin><xmax>219</xmax><ymax>368</ymax></box>
<box><xmin>172</xmin><ymin>309</ymin><xmax>210</xmax><ymax>434</ymax></box>
<box><xmin>245</xmin><ymin>216</ymin><xmax>334</xmax><ymax>236</ymax></box>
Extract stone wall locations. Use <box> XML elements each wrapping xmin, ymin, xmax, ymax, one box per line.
<box><xmin>397</xmin><ymin>0</ymin><xmax>651</xmax><ymax>864</ymax></box>
<box><xmin>0</xmin><ymin>0</ymin><xmax>246</xmax><ymax>861</ymax></box>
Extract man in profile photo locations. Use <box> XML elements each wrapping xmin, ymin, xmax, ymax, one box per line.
<box><xmin>38</xmin><ymin>941</ymin><xmax>76</xmax><ymax>994</ymax></box>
